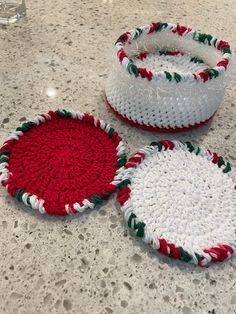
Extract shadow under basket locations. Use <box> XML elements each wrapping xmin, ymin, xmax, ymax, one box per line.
<box><xmin>105</xmin><ymin>22</ymin><xmax>233</xmax><ymax>132</ymax></box>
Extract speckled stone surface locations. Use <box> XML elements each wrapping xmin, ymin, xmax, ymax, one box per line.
<box><xmin>0</xmin><ymin>0</ymin><xmax>236</xmax><ymax>313</ymax></box>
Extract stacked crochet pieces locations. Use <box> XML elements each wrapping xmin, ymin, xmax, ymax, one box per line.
<box><xmin>0</xmin><ymin>110</ymin><xmax>126</xmax><ymax>216</ymax></box>
<box><xmin>106</xmin><ymin>22</ymin><xmax>232</xmax><ymax>132</ymax></box>
<box><xmin>118</xmin><ymin>140</ymin><xmax>236</xmax><ymax>266</ymax></box>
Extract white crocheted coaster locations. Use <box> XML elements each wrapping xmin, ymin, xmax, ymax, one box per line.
<box><xmin>117</xmin><ymin>140</ymin><xmax>236</xmax><ymax>266</ymax></box>
<box><xmin>105</xmin><ymin>22</ymin><xmax>233</xmax><ymax>132</ymax></box>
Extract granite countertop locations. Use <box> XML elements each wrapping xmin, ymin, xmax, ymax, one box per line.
<box><xmin>0</xmin><ymin>0</ymin><xmax>236</xmax><ymax>313</ymax></box>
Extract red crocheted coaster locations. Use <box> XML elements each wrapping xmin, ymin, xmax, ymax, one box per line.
<box><xmin>0</xmin><ymin>110</ymin><xmax>126</xmax><ymax>216</ymax></box>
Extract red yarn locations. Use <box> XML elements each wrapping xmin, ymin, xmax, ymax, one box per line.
<box><xmin>118</xmin><ymin>49</ymin><xmax>127</xmax><ymax>62</ymax></box>
<box><xmin>148</xmin><ymin>22</ymin><xmax>157</xmax><ymax>33</ymax></box>
<box><xmin>138</xmin><ymin>68</ymin><xmax>153</xmax><ymax>81</ymax></box>
<box><xmin>168</xmin><ymin>243</ymin><xmax>182</xmax><ymax>259</ymax></box>
<box><xmin>6</xmin><ymin>117</ymin><xmax>119</xmax><ymax>215</ymax></box>
<box><xmin>158</xmin><ymin>238</ymin><xmax>169</xmax><ymax>256</ymax></box>
<box><xmin>217</xmin><ymin>58</ymin><xmax>229</xmax><ymax>69</ymax></box>
<box><xmin>159</xmin><ymin>140</ymin><xmax>175</xmax><ymax>150</ymax></box>
<box><xmin>118</xmin><ymin>187</ymin><xmax>131</xmax><ymax>205</ymax></box>
<box><xmin>204</xmin><ymin>244</ymin><xmax>234</xmax><ymax>263</ymax></box>
<box><xmin>137</xmin><ymin>52</ymin><xmax>148</xmax><ymax>61</ymax></box>
<box><xmin>106</xmin><ymin>98</ymin><xmax>214</xmax><ymax>133</ymax></box>
<box><xmin>217</xmin><ymin>40</ymin><xmax>230</xmax><ymax>50</ymax></box>
<box><xmin>199</xmin><ymin>71</ymin><xmax>209</xmax><ymax>82</ymax></box>
<box><xmin>212</xmin><ymin>152</ymin><xmax>219</xmax><ymax>164</ymax></box>
<box><xmin>118</xmin><ymin>32</ymin><xmax>130</xmax><ymax>43</ymax></box>
<box><xmin>173</xmin><ymin>25</ymin><xmax>188</xmax><ymax>36</ymax></box>
<box><xmin>167</xmin><ymin>50</ymin><xmax>183</xmax><ymax>56</ymax></box>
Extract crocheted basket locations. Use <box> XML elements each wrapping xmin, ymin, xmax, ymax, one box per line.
<box><xmin>117</xmin><ymin>140</ymin><xmax>236</xmax><ymax>266</ymax></box>
<box><xmin>0</xmin><ymin>110</ymin><xmax>126</xmax><ymax>216</ymax></box>
<box><xmin>105</xmin><ymin>22</ymin><xmax>233</xmax><ymax>132</ymax></box>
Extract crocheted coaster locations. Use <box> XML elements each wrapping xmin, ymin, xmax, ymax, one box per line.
<box><xmin>105</xmin><ymin>22</ymin><xmax>233</xmax><ymax>132</ymax></box>
<box><xmin>0</xmin><ymin>110</ymin><xmax>126</xmax><ymax>216</ymax></box>
<box><xmin>118</xmin><ymin>140</ymin><xmax>236</xmax><ymax>266</ymax></box>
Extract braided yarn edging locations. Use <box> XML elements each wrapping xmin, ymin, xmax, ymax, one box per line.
<box><xmin>115</xmin><ymin>21</ymin><xmax>232</xmax><ymax>83</ymax></box>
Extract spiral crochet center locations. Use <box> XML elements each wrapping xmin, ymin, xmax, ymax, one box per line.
<box><xmin>6</xmin><ymin>117</ymin><xmax>118</xmax><ymax>215</ymax></box>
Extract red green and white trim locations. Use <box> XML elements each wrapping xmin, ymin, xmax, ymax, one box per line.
<box><xmin>0</xmin><ymin>110</ymin><xmax>126</xmax><ymax>216</ymax></box>
<box><xmin>117</xmin><ymin>140</ymin><xmax>236</xmax><ymax>266</ymax></box>
<box><xmin>115</xmin><ymin>21</ymin><xmax>232</xmax><ymax>83</ymax></box>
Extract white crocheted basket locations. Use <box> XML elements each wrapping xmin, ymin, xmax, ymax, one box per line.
<box><xmin>117</xmin><ymin>140</ymin><xmax>236</xmax><ymax>266</ymax></box>
<box><xmin>105</xmin><ymin>22</ymin><xmax>233</xmax><ymax>132</ymax></box>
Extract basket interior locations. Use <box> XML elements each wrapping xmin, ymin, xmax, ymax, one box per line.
<box><xmin>124</xmin><ymin>31</ymin><xmax>224</xmax><ymax>75</ymax></box>
<box><xmin>134</xmin><ymin>51</ymin><xmax>209</xmax><ymax>75</ymax></box>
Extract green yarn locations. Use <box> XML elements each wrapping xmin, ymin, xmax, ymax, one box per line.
<box><xmin>222</xmin><ymin>47</ymin><xmax>231</xmax><ymax>54</ymax></box>
<box><xmin>0</xmin><ymin>150</ymin><xmax>9</xmax><ymax>157</ymax></box>
<box><xmin>108</xmin><ymin>127</ymin><xmax>115</xmax><ymax>137</ymax></box>
<box><xmin>194</xmin><ymin>253</ymin><xmax>202</xmax><ymax>264</ymax></box>
<box><xmin>128</xmin><ymin>213</ymin><xmax>137</xmax><ymax>228</ymax></box>
<box><xmin>185</xmin><ymin>141</ymin><xmax>195</xmax><ymax>152</ymax></box>
<box><xmin>190</xmin><ymin>56</ymin><xmax>204</xmax><ymax>64</ymax></box>
<box><xmin>164</xmin><ymin>71</ymin><xmax>172</xmax><ymax>81</ymax></box>
<box><xmin>206</xmin><ymin>34</ymin><xmax>213</xmax><ymax>45</ymax></box>
<box><xmin>56</xmin><ymin>109</ymin><xmax>72</xmax><ymax>118</ymax></box>
<box><xmin>127</xmin><ymin>63</ymin><xmax>139</xmax><ymax>77</ymax></box>
<box><xmin>127</xmin><ymin>213</ymin><xmax>145</xmax><ymax>237</ymax></box>
<box><xmin>0</xmin><ymin>155</ymin><xmax>8</xmax><ymax>163</ymax></box>
<box><xmin>212</xmin><ymin>38</ymin><xmax>217</xmax><ymax>47</ymax></box>
<box><xmin>207</xmin><ymin>69</ymin><xmax>219</xmax><ymax>79</ymax></box>
<box><xmin>217</xmin><ymin>156</ymin><xmax>225</xmax><ymax>168</ymax></box>
<box><xmin>159</xmin><ymin>50</ymin><xmax>167</xmax><ymax>56</ymax></box>
<box><xmin>173</xmin><ymin>72</ymin><xmax>181</xmax><ymax>83</ymax></box>
<box><xmin>27</xmin><ymin>195</ymin><xmax>31</xmax><ymax>205</ymax></box>
<box><xmin>179</xmin><ymin>247</ymin><xmax>192</xmax><ymax>262</ymax></box>
<box><xmin>16</xmin><ymin>189</ymin><xmax>24</xmax><ymax>202</ymax></box>
<box><xmin>118</xmin><ymin>179</ymin><xmax>131</xmax><ymax>191</ymax></box>
<box><xmin>135</xmin><ymin>222</ymin><xmax>145</xmax><ymax>237</ymax></box>
<box><xmin>156</xmin><ymin>22</ymin><xmax>168</xmax><ymax>31</ymax></box>
<box><xmin>197</xmin><ymin>33</ymin><xmax>208</xmax><ymax>43</ymax></box>
<box><xmin>193</xmin><ymin>32</ymin><xmax>214</xmax><ymax>47</ymax></box>
<box><xmin>116</xmin><ymin>34</ymin><xmax>128</xmax><ymax>44</ymax></box>
<box><xmin>117</xmin><ymin>154</ymin><xmax>127</xmax><ymax>167</ymax></box>
<box><xmin>150</xmin><ymin>142</ymin><xmax>163</xmax><ymax>151</ymax></box>
<box><xmin>91</xmin><ymin>194</ymin><xmax>103</xmax><ymax>205</ymax></box>
<box><xmin>16</xmin><ymin>121</ymin><xmax>35</xmax><ymax>132</ymax></box>
<box><xmin>133</xmin><ymin>28</ymin><xmax>142</xmax><ymax>40</ymax></box>
<box><xmin>195</xmin><ymin>146</ymin><xmax>201</xmax><ymax>155</ymax></box>
<box><xmin>56</xmin><ymin>110</ymin><xmax>65</xmax><ymax>117</ymax></box>
<box><xmin>223</xmin><ymin>162</ymin><xmax>231</xmax><ymax>173</ymax></box>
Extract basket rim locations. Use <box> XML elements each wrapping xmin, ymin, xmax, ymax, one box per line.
<box><xmin>117</xmin><ymin>140</ymin><xmax>236</xmax><ymax>266</ymax></box>
<box><xmin>115</xmin><ymin>22</ymin><xmax>232</xmax><ymax>83</ymax></box>
<box><xmin>0</xmin><ymin>109</ymin><xmax>126</xmax><ymax>216</ymax></box>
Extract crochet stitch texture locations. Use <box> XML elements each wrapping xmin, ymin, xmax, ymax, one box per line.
<box><xmin>0</xmin><ymin>110</ymin><xmax>126</xmax><ymax>216</ymax></box>
<box><xmin>118</xmin><ymin>140</ymin><xmax>236</xmax><ymax>266</ymax></box>
<box><xmin>105</xmin><ymin>22</ymin><xmax>233</xmax><ymax>131</ymax></box>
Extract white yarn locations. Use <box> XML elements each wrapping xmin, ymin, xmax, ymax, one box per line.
<box><xmin>123</xmin><ymin>145</ymin><xmax>236</xmax><ymax>257</ymax></box>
